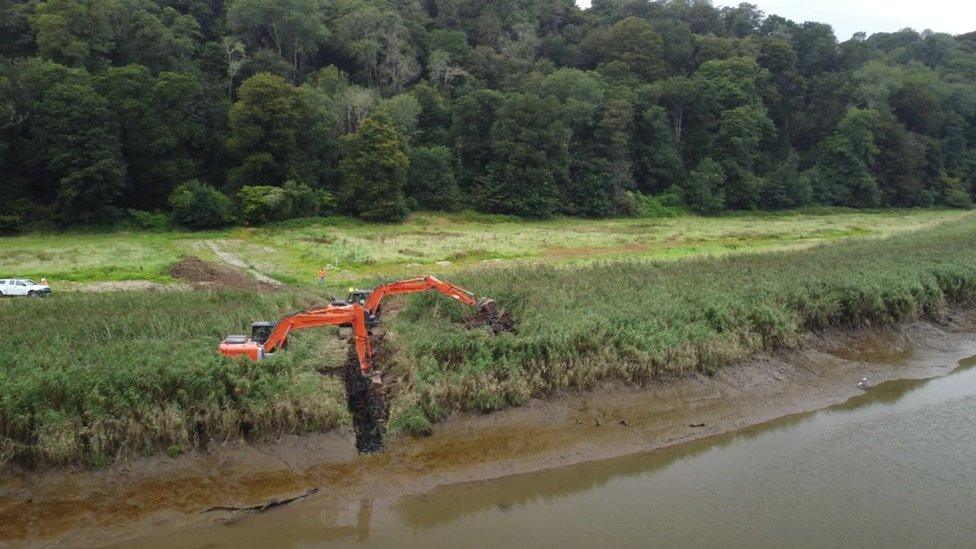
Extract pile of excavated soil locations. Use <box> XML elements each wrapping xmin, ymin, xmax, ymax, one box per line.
<box><xmin>465</xmin><ymin>307</ymin><xmax>517</xmax><ymax>334</ymax></box>
<box><xmin>170</xmin><ymin>256</ymin><xmax>278</xmax><ymax>292</ymax></box>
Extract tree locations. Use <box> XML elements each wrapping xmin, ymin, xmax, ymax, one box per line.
<box><xmin>711</xmin><ymin>105</ymin><xmax>774</xmax><ymax>208</ymax></box>
<box><xmin>758</xmin><ymin>38</ymin><xmax>805</xmax><ymax>145</ymax></box>
<box><xmin>96</xmin><ymin>65</ymin><xmax>202</xmax><ymax>210</ymax></box>
<box><xmin>722</xmin><ymin>3</ymin><xmax>763</xmax><ymax>38</ymax></box>
<box><xmin>538</xmin><ymin>68</ymin><xmax>605</xmax><ymax>135</ymax></box>
<box><xmin>483</xmin><ymin>93</ymin><xmax>569</xmax><ymax>217</ymax></box>
<box><xmin>226</xmin><ymin>73</ymin><xmax>311</xmax><ymax>188</ymax></box>
<box><xmin>695</xmin><ymin>56</ymin><xmax>767</xmax><ymax>113</ymax></box>
<box><xmin>683</xmin><ymin>158</ymin><xmax>726</xmax><ymax>214</ymax></box>
<box><xmin>792</xmin><ymin>22</ymin><xmax>838</xmax><ymax>76</ymax></box>
<box><xmin>411</xmin><ymin>82</ymin><xmax>451</xmax><ymax>146</ymax></box>
<box><xmin>29</xmin><ymin>0</ymin><xmax>116</xmax><ymax>68</ymax></box>
<box><xmin>451</xmin><ymin>89</ymin><xmax>504</xmax><ymax>188</ymax></box>
<box><xmin>759</xmin><ymin>155</ymin><xmax>812</xmax><ymax>209</ymax></box>
<box><xmin>335</xmin><ymin>5</ymin><xmax>420</xmax><ymax>92</ymax></box>
<box><xmin>581</xmin><ymin>17</ymin><xmax>667</xmax><ymax>82</ymax></box>
<box><xmin>871</xmin><ymin>116</ymin><xmax>929</xmax><ymax>206</ymax></box>
<box><xmin>111</xmin><ymin>1</ymin><xmax>201</xmax><ymax>73</ymax></box>
<box><xmin>374</xmin><ymin>93</ymin><xmax>421</xmax><ymax>135</ymax></box>
<box><xmin>227</xmin><ymin>0</ymin><xmax>328</xmax><ymax>76</ymax></box>
<box><xmin>339</xmin><ymin>115</ymin><xmax>409</xmax><ymax>221</ymax></box>
<box><xmin>169</xmin><ymin>180</ymin><xmax>234</xmax><ymax>228</ymax></box>
<box><xmin>812</xmin><ymin>108</ymin><xmax>882</xmax><ymax>207</ymax></box>
<box><xmin>27</xmin><ymin>68</ymin><xmax>126</xmax><ymax>223</ymax></box>
<box><xmin>632</xmin><ymin>105</ymin><xmax>685</xmax><ymax>194</ymax></box>
<box><xmin>406</xmin><ymin>146</ymin><xmax>461</xmax><ymax>211</ymax></box>
<box><xmin>4</xmin><ymin>0</ymin><xmax>976</xmax><ymax>225</ymax></box>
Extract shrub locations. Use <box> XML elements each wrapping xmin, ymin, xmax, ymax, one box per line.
<box><xmin>168</xmin><ymin>180</ymin><xmax>235</xmax><ymax>229</ymax></box>
<box><xmin>238</xmin><ymin>181</ymin><xmax>335</xmax><ymax>224</ymax></box>
<box><xmin>759</xmin><ymin>161</ymin><xmax>813</xmax><ymax>210</ymax></box>
<box><xmin>0</xmin><ymin>196</ymin><xmax>35</xmax><ymax>234</ymax></box>
<box><xmin>284</xmin><ymin>180</ymin><xmax>336</xmax><ymax>217</ymax></box>
<box><xmin>939</xmin><ymin>172</ymin><xmax>973</xmax><ymax>209</ymax></box>
<box><xmin>127</xmin><ymin>209</ymin><xmax>171</xmax><ymax>230</ymax></box>
<box><xmin>620</xmin><ymin>191</ymin><xmax>683</xmax><ymax>218</ymax></box>
<box><xmin>238</xmin><ymin>185</ymin><xmax>290</xmax><ymax>224</ymax></box>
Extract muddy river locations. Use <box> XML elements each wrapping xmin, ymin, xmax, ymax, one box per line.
<box><xmin>126</xmin><ymin>353</ymin><xmax>976</xmax><ymax>548</ymax></box>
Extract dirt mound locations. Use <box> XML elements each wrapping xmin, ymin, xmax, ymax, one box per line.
<box><xmin>170</xmin><ymin>256</ymin><xmax>278</xmax><ymax>292</ymax></box>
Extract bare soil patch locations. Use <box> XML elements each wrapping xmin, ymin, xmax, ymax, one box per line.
<box><xmin>170</xmin><ymin>256</ymin><xmax>278</xmax><ymax>292</ymax></box>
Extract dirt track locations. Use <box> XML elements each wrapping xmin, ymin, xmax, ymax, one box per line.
<box><xmin>205</xmin><ymin>242</ymin><xmax>283</xmax><ymax>287</ymax></box>
<box><xmin>2</xmin><ymin>312</ymin><xmax>975</xmax><ymax>546</ymax></box>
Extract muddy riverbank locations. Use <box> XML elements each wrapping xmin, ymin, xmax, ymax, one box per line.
<box><xmin>3</xmin><ymin>310</ymin><xmax>976</xmax><ymax>547</ymax></box>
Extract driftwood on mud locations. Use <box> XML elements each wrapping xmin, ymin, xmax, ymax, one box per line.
<box><xmin>202</xmin><ymin>488</ymin><xmax>319</xmax><ymax>517</ymax></box>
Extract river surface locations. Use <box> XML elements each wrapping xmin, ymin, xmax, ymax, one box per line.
<box><xmin>140</xmin><ymin>353</ymin><xmax>976</xmax><ymax>549</ymax></box>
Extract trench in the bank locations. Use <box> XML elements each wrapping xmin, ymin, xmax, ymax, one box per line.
<box><xmin>342</xmin><ymin>341</ymin><xmax>389</xmax><ymax>454</ymax></box>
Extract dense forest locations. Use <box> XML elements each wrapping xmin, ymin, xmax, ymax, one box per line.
<box><xmin>2</xmin><ymin>0</ymin><xmax>976</xmax><ymax>230</ymax></box>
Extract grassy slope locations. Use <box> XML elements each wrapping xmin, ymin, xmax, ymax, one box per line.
<box><xmin>384</xmin><ymin>214</ymin><xmax>976</xmax><ymax>434</ymax></box>
<box><xmin>0</xmin><ymin>209</ymin><xmax>964</xmax><ymax>286</ymax></box>
<box><xmin>2</xmin><ymin>211</ymin><xmax>976</xmax><ymax>465</ymax></box>
<box><xmin>0</xmin><ymin>292</ymin><xmax>349</xmax><ymax>466</ymax></box>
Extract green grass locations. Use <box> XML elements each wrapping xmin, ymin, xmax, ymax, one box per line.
<box><xmin>383</xmin><ymin>214</ymin><xmax>976</xmax><ymax>434</ymax></box>
<box><xmin>0</xmin><ymin>292</ymin><xmax>349</xmax><ymax>466</ymax></box>
<box><xmin>0</xmin><ymin>209</ymin><xmax>965</xmax><ymax>288</ymax></box>
<box><xmin>0</xmin><ymin>232</ymin><xmax>189</xmax><ymax>283</ymax></box>
<box><xmin>4</xmin><ymin>211</ymin><xmax>976</xmax><ymax>465</ymax></box>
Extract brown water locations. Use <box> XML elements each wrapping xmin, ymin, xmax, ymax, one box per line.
<box><xmin>139</xmin><ymin>354</ymin><xmax>976</xmax><ymax>548</ymax></box>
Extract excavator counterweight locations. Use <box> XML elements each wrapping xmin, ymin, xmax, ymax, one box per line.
<box><xmin>219</xmin><ymin>276</ymin><xmax>498</xmax><ymax>379</ymax></box>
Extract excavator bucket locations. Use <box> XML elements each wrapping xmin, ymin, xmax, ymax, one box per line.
<box><xmin>476</xmin><ymin>297</ymin><xmax>499</xmax><ymax>318</ymax></box>
<box><xmin>476</xmin><ymin>297</ymin><xmax>507</xmax><ymax>333</ymax></box>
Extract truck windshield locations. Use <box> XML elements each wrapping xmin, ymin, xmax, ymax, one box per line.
<box><xmin>24</xmin><ymin>280</ymin><xmax>36</xmax><ymax>285</ymax></box>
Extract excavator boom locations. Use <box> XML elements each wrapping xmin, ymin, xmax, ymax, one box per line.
<box><xmin>364</xmin><ymin>276</ymin><xmax>478</xmax><ymax>312</ymax></box>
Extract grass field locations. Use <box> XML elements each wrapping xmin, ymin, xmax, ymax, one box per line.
<box><xmin>382</xmin><ymin>214</ymin><xmax>976</xmax><ymax>434</ymax></box>
<box><xmin>0</xmin><ymin>209</ymin><xmax>965</xmax><ymax>287</ymax></box>
<box><xmin>2</xmin><ymin>210</ymin><xmax>976</xmax><ymax>466</ymax></box>
<box><xmin>0</xmin><ymin>292</ymin><xmax>350</xmax><ymax>466</ymax></box>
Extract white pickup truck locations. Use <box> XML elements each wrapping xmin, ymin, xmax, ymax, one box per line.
<box><xmin>0</xmin><ymin>278</ymin><xmax>52</xmax><ymax>297</ymax></box>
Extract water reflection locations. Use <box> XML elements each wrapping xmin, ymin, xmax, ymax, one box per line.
<box><xmin>390</xmin><ymin>354</ymin><xmax>976</xmax><ymax>534</ymax></box>
<box><xmin>316</xmin><ymin>499</ymin><xmax>373</xmax><ymax>543</ymax></box>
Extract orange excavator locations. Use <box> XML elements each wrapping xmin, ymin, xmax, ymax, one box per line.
<box><xmin>218</xmin><ymin>276</ymin><xmax>498</xmax><ymax>380</ymax></box>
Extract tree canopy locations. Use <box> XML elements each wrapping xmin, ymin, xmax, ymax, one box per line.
<box><xmin>2</xmin><ymin>0</ymin><xmax>976</xmax><ymax>229</ymax></box>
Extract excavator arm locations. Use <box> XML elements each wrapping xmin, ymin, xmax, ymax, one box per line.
<box><xmin>219</xmin><ymin>305</ymin><xmax>374</xmax><ymax>374</ymax></box>
<box><xmin>363</xmin><ymin>276</ymin><xmax>497</xmax><ymax>319</ymax></box>
<box><xmin>219</xmin><ymin>275</ymin><xmax>499</xmax><ymax>378</ymax></box>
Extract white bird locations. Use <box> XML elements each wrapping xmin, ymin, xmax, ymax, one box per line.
<box><xmin>857</xmin><ymin>377</ymin><xmax>871</xmax><ymax>391</ymax></box>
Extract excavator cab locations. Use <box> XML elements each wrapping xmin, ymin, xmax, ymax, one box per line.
<box><xmin>218</xmin><ymin>321</ymin><xmax>281</xmax><ymax>361</ymax></box>
<box><xmin>347</xmin><ymin>290</ymin><xmax>371</xmax><ymax>306</ymax></box>
<box><xmin>329</xmin><ymin>290</ymin><xmax>370</xmax><ymax>307</ymax></box>
<box><xmin>332</xmin><ymin>290</ymin><xmax>381</xmax><ymax>325</ymax></box>
<box><xmin>251</xmin><ymin>321</ymin><xmax>276</xmax><ymax>345</ymax></box>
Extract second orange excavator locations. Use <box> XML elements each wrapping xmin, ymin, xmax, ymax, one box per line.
<box><xmin>218</xmin><ymin>276</ymin><xmax>498</xmax><ymax>380</ymax></box>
